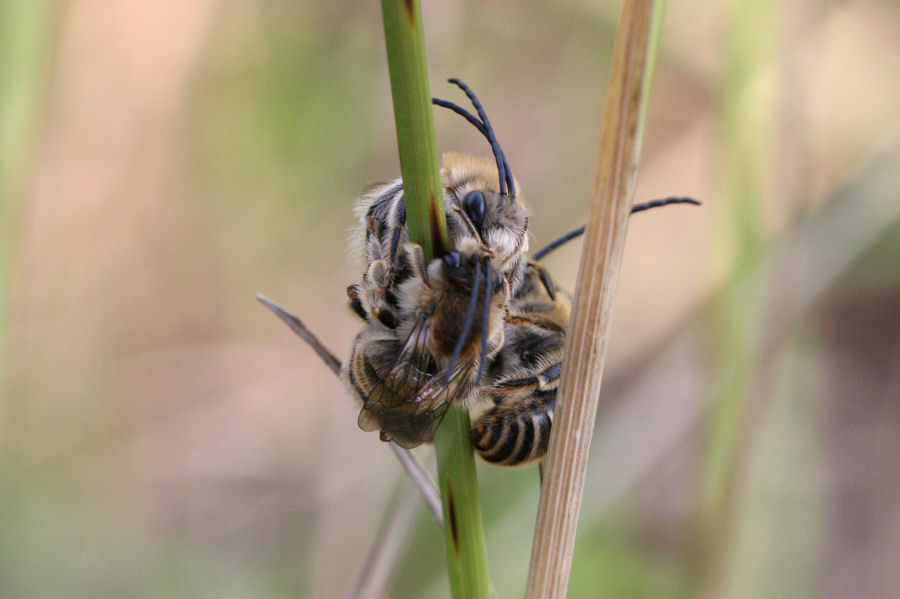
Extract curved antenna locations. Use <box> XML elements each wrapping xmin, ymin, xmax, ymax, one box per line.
<box><xmin>432</xmin><ymin>98</ymin><xmax>488</xmax><ymax>137</ymax></box>
<box><xmin>431</xmin><ymin>98</ymin><xmax>514</xmax><ymax>200</ymax></box>
<box><xmin>448</xmin><ymin>78</ymin><xmax>515</xmax><ymax>197</ymax></box>
<box><xmin>532</xmin><ymin>197</ymin><xmax>701</xmax><ymax>261</ymax></box>
<box><xmin>532</xmin><ymin>227</ymin><xmax>586</xmax><ymax>262</ymax></box>
<box><xmin>432</xmin><ymin>78</ymin><xmax>515</xmax><ymax>197</ymax></box>
<box><xmin>630</xmin><ymin>196</ymin><xmax>700</xmax><ymax>214</ymax></box>
<box><xmin>432</xmin><ymin>96</ymin><xmax>509</xmax><ymax>196</ymax></box>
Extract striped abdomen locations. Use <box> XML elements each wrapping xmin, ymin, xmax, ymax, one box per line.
<box><xmin>470</xmin><ymin>361</ymin><xmax>560</xmax><ymax>466</ymax></box>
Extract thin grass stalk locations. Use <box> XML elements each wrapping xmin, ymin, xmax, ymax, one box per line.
<box><xmin>524</xmin><ymin>1</ymin><xmax>666</xmax><ymax>597</ymax></box>
<box><xmin>256</xmin><ymin>294</ymin><xmax>443</xmax><ymax>525</ymax></box>
<box><xmin>380</xmin><ymin>1</ymin><xmax>489</xmax><ymax>597</ymax></box>
<box><xmin>345</xmin><ymin>479</ymin><xmax>423</xmax><ymax>599</ymax></box>
<box><xmin>0</xmin><ymin>1</ymin><xmax>50</xmax><ymax>404</ymax></box>
<box><xmin>697</xmin><ymin>0</ymin><xmax>772</xmax><ymax>594</ymax></box>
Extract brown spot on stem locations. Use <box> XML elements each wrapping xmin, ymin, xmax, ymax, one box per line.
<box><xmin>447</xmin><ymin>482</ymin><xmax>459</xmax><ymax>557</ymax></box>
<box><xmin>403</xmin><ymin>0</ymin><xmax>415</xmax><ymax>27</ymax></box>
<box><xmin>428</xmin><ymin>190</ymin><xmax>446</xmax><ymax>256</ymax></box>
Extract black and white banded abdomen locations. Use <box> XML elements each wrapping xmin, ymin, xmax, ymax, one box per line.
<box><xmin>470</xmin><ymin>359</ymin><xmax>560</xmax><ymax>467</ymax></box>
<box><xmin>470</xmin><ymin>390</ymin><xmax>555</xmax><ymax>466</ymax></box>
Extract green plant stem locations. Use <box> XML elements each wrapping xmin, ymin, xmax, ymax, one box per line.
<box><xmin>380</xmin><ymin>1</ymin><xmax>489</xmax><ymax>598</ymax></box>
<box><xmin>433</xmin><ymin>409</ymin><xmax>490</xmax><ymax>599</ymax></box>
<box><xmin>380</xmin><ymin>0</ymin><xmax>449</xmax><ymax>259</ymax></box>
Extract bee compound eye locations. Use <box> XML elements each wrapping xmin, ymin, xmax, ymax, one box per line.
<box><xmin>442</xmin><ymin>250</ymin><xmax>461</xmax><ymax>270</ymax></box>
<box><xmin>464</xmin><ymin>191</ymin><xmax>486</xmax><ymax>228</ymax></box>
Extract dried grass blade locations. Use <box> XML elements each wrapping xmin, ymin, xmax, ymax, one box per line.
<box><xmin>256</xmin><ymin>293</ymin><xmax>443</xmax><ymax>526</ymax></box>
<box><xmin>524</xmin><ymin>1</ymin><xmax>666</xmax><ymax>597</ymax></box>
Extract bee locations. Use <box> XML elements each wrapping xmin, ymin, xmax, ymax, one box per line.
<box><xmin>343</xmin><ymin>79</ymin><xmax>528</xmax><ymax>448</ymax></box>
<box><xmin>343</xmin><ymin>77</ymin><xmax>702</xmax><ymax>458</ymax></box>
<box><xmin>470</xmin><ymin>259</ymin><xmax>570</xmax><ymax>466</ymax></box>
<box><xmin>347</xmin><ymin>79</ymin><xmax>528</xmax><ymax>333</ymax></box>
<box><xmin>346</xmin><ymin>245</ymin><xmax>510</xmax><ymax>447</ymax></box>
<box><xmin>469</xmin><ymin>196</ymin><xmax>701</xmax><ymax>466</ymax></box>
<box><xmin>347</xmin><ymin>151</ymin><xmax>527</xmax><ymax>330</ymax></box>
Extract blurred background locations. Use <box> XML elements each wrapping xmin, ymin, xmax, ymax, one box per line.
<box><xmin>2</xmin><ymin>0</ymin><xmax>899</xmax><ymax>597</ymax></box>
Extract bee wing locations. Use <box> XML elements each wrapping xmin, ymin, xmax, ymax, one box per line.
<box><xmin>358</xmin><ymin>312</ymin><xmax>476</xmax><ymax>448</ymax></box>
<box><xmin>374</xmin><ymin>372</ymin><xmax>459</xmax><ymax>449</ymax></box>
<box><xmin>406</xmin><ymin>356</ymin><xmax>479</xmax><ymax>446</ymax></box>
<box><xmin>358</xmin><ymin>312</ymin><xmax>433</xmax><ymax>430</ymax></box>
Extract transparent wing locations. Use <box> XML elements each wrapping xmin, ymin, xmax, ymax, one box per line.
<box><xmin>358</xmin><ymin>312</ymin><xmax>476</xmax><ymax>448</ymax></box>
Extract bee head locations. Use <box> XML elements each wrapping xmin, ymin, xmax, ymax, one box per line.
<box><xmin>465</xmin><ymin>188</ymin><xmax>526</xmax><ymax>262</ymax></box>
<box><xmin>440</xmin><ymin>153</ymin><xmax>528</xmax><ymax>278</ymax></box>
<box><xmin>433</xmin><ymin>80</ymin><xmax>528</xmax><ymax>291</ymax></box>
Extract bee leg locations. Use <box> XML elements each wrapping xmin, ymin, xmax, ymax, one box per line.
<box><xmin>475</xmin><ymin>257</ymin><xmax>493</xmax><ymax>383</ymax></box>
<box><xmin>451</xmin><ymin>203</ymin><xmax>481</xmax><ymax>242</ymax></box>
<box><xmin>539</xmin><ymin>461</ymin><xmax>545</xmax><ymax>486</ymax></box>
<box><xmin>536</xmin><ymin>266</ymin><xmax>556</xmax><ymax>302</ymax></box>
<box><xmin>532</xmin><ymin>197</ymin><xmax>701</xmax><ymax>260</ymax></box>
<box><xmin>363</xmin><ymin>260</ymin><xmax>400</xmax><ymax>328</ymax></box>
<box><xmin>346</xmin><ymin>284</ymin><xmax>368</xmax><ymax>321</ymax></box>
<box><xmin>404</xmin><ymin>242</ymin><xmax>430</xmax><ymax>286</ymax></box>
<box><xmin>522</xmin><ymin>262</ymin><xmax>556</xmax><ymax>302</ymax></box>
<box><xmin>366</xmin><ymin>259</ymin><xmax>388</xmax><ymax>291</ymax></box>
<box><xmin>445</xmin><ymin>259</ymin><xmax>484</xmax><ymax>384</ymax></box>
<box><xmin>388</xmin><ymin>221</ymin><xmax>405</xmax><ymax>272</ymax></box>
<box><xmin>504</xmin><ymin>312</ymin><xmax>565</xmax><ymax>334</ymax></box>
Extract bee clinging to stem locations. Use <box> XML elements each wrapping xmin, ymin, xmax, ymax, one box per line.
<box><xmin>258</xmin><ymin>74</ymin><xmax>701</xmax><ymax>476</ymax></box>
<box><xmin>343</xmin><ymin>77</ymin><xmax>702</xmax><ymax>459</ymax></box>
<box><xmin>344</xmin><ymin>79</ymin><xmax>528</xmax><ymax>448</ymax></box>
<box><xmin>347</xmin><ymin>79</ymin><xmax>530</xmax><ymax>331</ymax></box>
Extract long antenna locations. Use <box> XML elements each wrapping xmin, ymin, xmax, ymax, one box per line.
<box><xmin>432</xmin><ymin>78</ymin><xmax>514</xmax><ymax>197</ymax></box>
<box><xmin>532</xmin><ymin>197</ymin><xmax>701</xmax><ymax>260</ymax></box>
